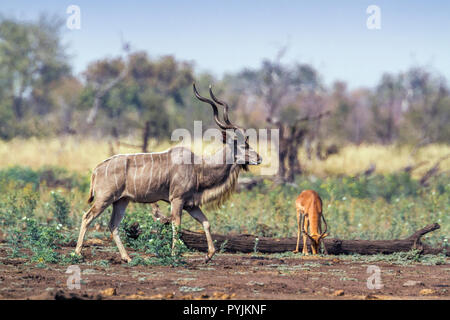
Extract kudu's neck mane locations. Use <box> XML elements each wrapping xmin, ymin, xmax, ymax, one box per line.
<box><xmin>196</xmin><ymin>144</ymin><xmax>245</xmax><ymax>208</ymax></box>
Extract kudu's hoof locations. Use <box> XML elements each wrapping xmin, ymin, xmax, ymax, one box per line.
<box><xmin>122</xmin><ymin>257</ymin><xmax>132</xmax><ymax>263</ymax></box>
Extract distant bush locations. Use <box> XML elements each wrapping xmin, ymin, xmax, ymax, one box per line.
<box><xmin>0</xmin><ymin>183</ymin><xmax>38</xmax><ymax>227</ymax></box>
<box><xmin>0</xmin><ymin>166</ymin><xmax>89</xmax><ymax>192</ymax></box>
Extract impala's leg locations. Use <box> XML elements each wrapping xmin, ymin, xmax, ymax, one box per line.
<box><xmin>75</xmin><ymin>199</ymin><xmax>110</xmax><ymax>256</ymax></box>
<box><xmin>311</xmin><ymin>222</ymin><xmax>319</xmax><ymax>255</ymax></box>
<box><xmin>302</xmin><ymin>215</ymin><xmax>309</xmax><ymax>255</ymax></box>
<box><xmin>109</xmin><ymin>198</ymin><xmax>131</xmax><ymax>262</ymax></box>
<box><xmin>187</xmin><ymin>206</ymin><xmax>215</xmax><ymax>263</ymax></box>
<box><xmin>294</xmin><ymin>209</ymin><xmax>302</xmax><ymax>253</ymax></box>
<box><xmin>170</xmin><ymin>199</ymin><xmax>184</xmax><ymax>256</ymax></box>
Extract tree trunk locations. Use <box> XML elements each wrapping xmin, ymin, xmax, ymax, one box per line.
<box><xmin>180</xmin><ymin>223</ymin><xmax>447</xmax><ymax>256</ymax></box>
<box><xmin>285</xmin><ymin>144</ymin><xmax>299</xmax><ymax>182</ymax></box>
<box><xmin>142</xmin><ymin>121</ymin><xmax>151</xmax><ymax>153</ymax></box>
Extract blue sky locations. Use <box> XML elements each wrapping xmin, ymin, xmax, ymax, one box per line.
<box><xmin>2</xmin><ymin>1</ymin><xmax>450</xmax><ymax>88</ymax></box>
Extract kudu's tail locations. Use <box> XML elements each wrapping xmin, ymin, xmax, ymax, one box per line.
<box><xmin>87</xmin><ymin>172</ymin><xmax>96</xmax><ymax>204</ymax></box>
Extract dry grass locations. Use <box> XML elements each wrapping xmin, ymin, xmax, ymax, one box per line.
<box><xmin>0</xmin><ymin>137</ymin><xmax>449</xmax><ymax>178</ymax></box>
<box><xmin>300</xmin><ymin>144</ymin><xmax>450</xmax><ymax>178</ymax></box>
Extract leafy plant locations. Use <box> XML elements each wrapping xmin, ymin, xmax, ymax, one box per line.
<box><xmin>122</xmin><ymin>206</ymin><xmax>189</xmax><ymax>266</ymax></box>
<box><xmin>49</xmin><ymin>190</ymin><xmax>71</xmax><ymax>226</ymax></box>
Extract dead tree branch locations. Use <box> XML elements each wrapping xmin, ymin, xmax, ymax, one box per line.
<box><xmin>179</xmin><ymin>223</ymin><xmax>447</xmax><ymax>256</ymax></box>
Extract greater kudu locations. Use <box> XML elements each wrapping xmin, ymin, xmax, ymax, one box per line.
<box><xmin>75</xmin><ymin>84</ymin><xmax>262</xmax><ymax>263</ymax></box>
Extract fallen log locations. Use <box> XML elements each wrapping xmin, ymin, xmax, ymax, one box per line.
<box><xmin>180</xmin><ymin>223</ymin><xmax>448</xmax><ymax>256</ymax></box>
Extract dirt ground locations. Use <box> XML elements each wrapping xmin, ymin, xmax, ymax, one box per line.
<box><xmin>0</xmin><ymin>243</ymin><xmax>449</xmax><ymax>300</ymax></box>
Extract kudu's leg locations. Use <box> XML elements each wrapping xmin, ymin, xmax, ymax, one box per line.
<box><xmin>109</xmin><ymin>198</ymin><xmax>131</xmax><ymax>262</ymax></box>
<box><xmin>302</xmin><ymin>215</ymin><xmax>309</xmax><ymax>255</ymax></box>
<box><xmin>75</xmin><ymin>199</ymin><xmax>110</xmax><ymax>256</ymax></box>
<box><xmin>170</xmin><ymin>199</ymin><xmax>184</xmax><ymax>256</ymax></box>
<box><xmin>187</xmin><ymin>206</ymin><xmax>216</xmax><ymax>263</ymax></box>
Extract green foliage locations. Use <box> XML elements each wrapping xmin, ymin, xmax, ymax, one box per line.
<box><xmin>0</xmin><ymin>166</ymin><xmax>88</xmax><ymax>192</ymax></box>
<box><xmin>0</xmin><ymin>183</ymin><xmax>38</xmax><ymax>227</ymax></box>
<box><xmin>122</xmin><ymin>206</ymin><xmax>189</xmax><ymax>266</ymax></box>
<box><xmin>49</xmin><ymin>190</ymin><xmax>71</xmax><ymax>226</ymax></box>
<box><xmin>342</xmin><ymin>249</ymin><xmax>447</xmax><ymax>266</ymax></box>
<box><xmin>0</xmin><ymin>15</ymin><xmax>70</xmax><ymax>139</ymax></box>
<box><xmin>180</xmin><ymin>172</ymin><xmax>448</xmax><ymax>246</ymax></box>
<box><xmin>6</xmin><ymin>216</ymin><xmax>63</xmax><ymax>263</ymax></box>
<box><xmin>80</xmin><ymin>51</ymin><xmax>194</xmax><ymax>140</ymax></box>
<box><xmin>0</xmin><ymin>167</ymin><xmax>447</xmax><ymax>267</ymax></box>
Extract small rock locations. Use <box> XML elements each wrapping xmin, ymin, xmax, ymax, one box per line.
<box><xmin>86</xmin><ymin>238</ymin><xmax>103</xmax><ymax>246</ymax></box>
<box><xmin>247</xmin><ymin>281</ymin><xmax>264</xmax><ymax>286</ymax></box>
<box><xmin>125</xmin><ymin>294</ymin><xmax>145</xmax><ymax>300</ymax></box>
<box><xmin>333</xmin><ymin>290</ymin><xmax>345</xmax><ymax>296</ymax></box>
<box><xmin>420</xmin><ymin>289</ymin><xmax>435</xmax><ymax>296</ymax></box>
<box><xmin>100</xmin><ymin>288</ymin><xmax>116</xmax><ymax>296</ymax></box>
<box><xmin>164</xmin><ymin>292</ymin><xmax>174</xmax><ymax>299</ymax></box>
<box><xmin>212</xmin><ymin>292</ymin><xmax>232</xmax><ymax>300</ymax></box>
<box><xmin>403</xmin><ymin>280</ymin><xmax>424</xmax><ymax>287</ymax></box>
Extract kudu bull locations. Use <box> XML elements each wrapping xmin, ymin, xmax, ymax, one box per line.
<box><xmin>75</xmin><ymin>84</ymin><xmax>262</xmax><ymax>263</ymax></box>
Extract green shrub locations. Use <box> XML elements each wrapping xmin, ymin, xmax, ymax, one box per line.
<box><xmin>0</xmin><ymin>166</ymin><xmax>88</xmax><ymax>192</ymax></box>
<box><xmin>0</xmin><ymin>183</ymin><xmax>38</xmax><ymax>227</ymax></box>
<box><xmin>6</xmin><ymin>217</ymin><xmax>63</xmax><ymax>263</ymax></box>
<box><xmin>49</xmin><ymin>190</ymin><xmax>71</xmax><ymax>226</ymax></box>
<box><xmin>122</xmin><ymin>206</ymin><xmax>188</xmax><ymax>266</ymax></box>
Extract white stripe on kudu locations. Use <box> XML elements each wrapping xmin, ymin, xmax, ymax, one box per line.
<box><xmin>146</xmin><ymin>154</ymin><xmax>154</xmax><ymax>194</ymax></box>
<box><xmin>140</xmin><ymin>155</ymin><xmax>147</xmax><ymax>189</ymax></box>
<box><xmin>105</xmin><ymin>159</ymin><xmax>111</xmax><ymax>178</ymax></box>
<box><xmin>113</xmin><ymin>157</ymin><xmax>119</xmax><ymax>190</ymax></box>
<box><xmin>157</xmin><ymin>154</ymin><xmax>161</xmax><ymax>185</ymax></box>
<box><xmin>133</xmin><ymin>155</ymin><xmax>138</xmax><ymax>197</ymax></box>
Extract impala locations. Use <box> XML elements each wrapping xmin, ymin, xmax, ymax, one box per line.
<box><xmin>74</xmin><ymin>83</ymin><xmax>262</xmax><ymax>263</ymax></box>
<box><xmin>294</xmin><ymin>190</ymin><xmax>328</xmax><ymax>255</ymax></box>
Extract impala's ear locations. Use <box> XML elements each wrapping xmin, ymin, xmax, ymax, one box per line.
<box><xmin>321</xmin><ymin>233</ymin><xmax>329</xmax><ymax>239</ymax></box>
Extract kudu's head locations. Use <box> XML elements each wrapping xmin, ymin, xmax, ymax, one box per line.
<box><xmin>193</xmin><ymin>83</ymin><xmax>262</xmax><ymax>169</ymax></box>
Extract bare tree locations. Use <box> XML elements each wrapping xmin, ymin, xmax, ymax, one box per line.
<box><xmin>232</xmin><ymin>52</ymin><xmax>327</xmax><ymax>183</ymax></box>
<box><xmin>86</xmin><ymin>41</ymin><xmax>131</xmax><ymax>126</ymax></box>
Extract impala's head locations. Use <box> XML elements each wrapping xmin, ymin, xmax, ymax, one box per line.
<box><xmin>309</xmin><ymin>233</ymin><xmax>328</xmax><ymax>253</ymax></box>
<box><xmin>193</xmin><ymin>83</ymin><xmax>262</xmax><ymax>169</ymax></box>
<box><xmin>303</xmin><ymin>214</ymin><xmax>328</xmax><ymax>254</ymax></box>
